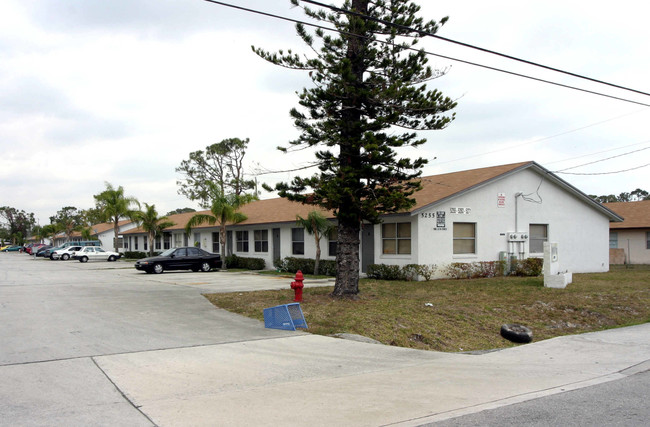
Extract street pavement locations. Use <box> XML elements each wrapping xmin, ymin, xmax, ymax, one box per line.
<box><xmin>1</xmin><ymin>253</ymin><xmax>648</xmax><ymax>426</ymax></box>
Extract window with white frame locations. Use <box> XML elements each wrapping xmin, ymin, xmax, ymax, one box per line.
<box><xmin>174</xmin><ymin>233</ymin><xmax>183</xmax><ymax>248</ymax></box>
<box><xmin>143</xmin><ymin>237</ymin><xmax>147</xmax><ymax>251</ymax></box>
<box><xmin>609</xmin><ymin>232</ymin><xmax>618</xmax><ymax>249</ymax></box>
<box><xmin>134</xmin><ymin>236</ymin><xmax>138</xmax><ymax>250</ymax></box>
<box><xmin>155</xmin><ymin>235</ymin><xmax>161</xmax><ymax>250</ymax></box>
<box><xmin>236</xmin><ymin>230</ymin><xmax>249</xmax><ymax>252</ymax></box>
<box><xmin>529</xmin><ymin>224</ymin><xmax>548</xmax><ymax>253</ymax></box>
<box><xmin>382</xmin><ymin>222</ymin><xmax>411</xmax><ymax>255</ymax></box>
<box><xmin>292</xmin><ymin>228</ymin><xmax>304</xmax><ymax>255</ymax></box>
<box><xmin>328</xmin><ymin>227</ymin><xmax>338</xmax><ymax>256</ymax></box>
<box><xmin>254</xmin><ymin>230</ymin><xmax>268</xmax><ymax>252</ymax></box>
<box><xmin>193</xmin><ymin>233</ymin><xmax>201</xmax><ymax>248</ymax></box>
<box><xmin>453</xmin><ymin>222</ymin><xmax>476</xmax><ymax>254</ymax></box>
<box><xmin>163</xmin><ymin>233</ymin><xmax>171</xmax><ymax>249</ymax></box>
<box><xmin>646</xmin><ymin>232</ymin><xmax>650</xmax><ymax>250</ymax></box>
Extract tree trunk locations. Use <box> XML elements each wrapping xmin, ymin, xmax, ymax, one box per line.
<box><xmin>314</xmin><ymin>232</ymin><xmax>321</xmax><ymax>276</ymax></box>
<box><xmin>220</xmin><ymin>223</ymin><xmax>227</xmax><ymax>270</ymax></box>
<box><xmin>332</xmin><ymin>220</ymin><xmax>360</xmax><ymax>296</ymax></box>
<box><xmin>330</xmin><ymin>0</ymin><xmax>367</xmax><ymax>297</ymax></box>
<box><xmin>113</xmin><ymin>218</ymin><xmax>119</xmax><ymax>253</ymax></box>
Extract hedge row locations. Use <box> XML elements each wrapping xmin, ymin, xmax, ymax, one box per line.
<box><xmin>224</xmin><ymin>254</ymin><xmax>266</xmax><ymax>270</ymax></box>
<box><xmin>123</xmin><ymin>251</ymin><xmax>151</xmax><ymax>259</ymax></box>
<box><xmin>274</xmin><ymin>257</ymin><xmax>337</xmax><ymax>276</ymax></box>
<box><xmin>441</xmin><ymin>258</ymin><xmax>543</xmax><ymax>279</ymax></box>
<box><xmin>366</xmin><ymin>263</ymin><xmax>437</xmax><ymax>281</ymax></box>
<box><xmin>441</xmin><ymin>261</ymin><xmax>506</xmax><ymax>279</ymax></box>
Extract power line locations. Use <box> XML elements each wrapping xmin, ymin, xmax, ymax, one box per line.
<box><xmin>545</xmin><ymin>138</ymin><xmax>650</xmax><ymax>166</ymax></box>
<box><xmin>554</xmin><ymin>163</ymin><xmax>650</xmax><ymax>175</ymax></box>
<box><xmin>201</xmin><ymin>0</ymin><xmax>650</xmax><ymax>108</ymax></box>
<box><xmin>552</xmin><ymin>146</ymin><xmax>650</xmax><ymax>172</ymax></box>
<box><xmin>299</xmin><ymin>0</ymin><xmax>650</xmax><ymax>99</ymax></box>
<box><xmin>436</xmin><ymin>110</ymin><xmax>650</xmax><ymax>166</ymax></box>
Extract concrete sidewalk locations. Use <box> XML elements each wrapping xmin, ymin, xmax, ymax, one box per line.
<box><xmin>93</xmin><ymin>323</ymin><xmax>649</xmax><ymax>426</ymax></box>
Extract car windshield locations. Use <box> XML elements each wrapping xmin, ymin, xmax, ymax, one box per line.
<box><xmin>159</xmin><ymin>248</ymin><xmax>177</xmax><ymax>257</ymax></box>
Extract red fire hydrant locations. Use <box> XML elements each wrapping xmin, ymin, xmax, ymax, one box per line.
<box><xmin>290</xmin><ymin>270</ymin><xmax>304</xmax><ymax>302</ymax></box>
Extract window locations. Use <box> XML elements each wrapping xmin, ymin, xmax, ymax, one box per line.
<box><xmin>134</xmin><ymin>236</ymin><xmax>138</xmax><ymax>250</ymax></box>
<box><xmin>193</xmin><ymin>233</ymin><xmax>201</xmax><ymax>248</ymax></box>
<box><xmin>292</xmin><ymin>228</ymin><xmax>304</xmax><ymax>255</ymax></box>
<box><xmin>382</xmin><ymin>222</ymin><xmax>411</xmax><ymax>255</ymax></box>
<box><xmin>453</xmin><ymin>222</ymin><xmax>476</xmax><ymax>254</ymax></box>
<box><xmin>328</xmin><ymin>228</ymin><xmax>338</xmax><ymax>256</ymax></box>
<box><xmin>187</xmin><ymin>247</ymin><xmax>200</xmax><ymax>256</ymax></box>
<box><xmin>236</xmin><ymin>231</ymin><xmax>249</xmax><ymax>252</ymax></box>
<box><xmin>123</xmin><ymin>237</ymin><xmax>129</xmax><ymax>249</ymax></box>
<box><xmin>173</xmin><ymin>234</ymin><xmax>183</xmax><ymax>248</ymax></box>
<box><xmin>647</xmin><ymin>232</ymin><xmax>650</xmax><ymax>250</ymax></box>
<box><xmin>163</xmin><ymin>233</ymin><xmax>171</xmax><ymax>249</ymax></box>
<box><xmin>155</xmin><ymin>236</ymin><xmax>161</xmax><ymax>250</ymax></box>
<box><xmin>212</xmin><ymin>232</ymin><xmax>219</xmax><ymax>253</ymax></box>
<box><xmin>143</xmin><ymin>238</ymin><xmax>148</xmax><ymax>251</ymax></box>
<box><xmin>529</xmin><ymin>224</ymin><xmax>548</xmax><ymax>253</ymax></box>
<box><xmin>609</xmin><ymin>232</ymin><xmax>618</xmax><ymax>249</ymax></box>
<box><xmin>254</xmin><ymin>230</ymin><xmax>268</xmax><ymax>252</ymax></box>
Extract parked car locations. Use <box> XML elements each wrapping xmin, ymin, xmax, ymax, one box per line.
<box><xmin>1</xmin><ymin>245</ymin><xmax>23</xmax><ymax>252</ymax></box>
<box><xmin>50</xmin><ymin>246</ymin><xmax>83</xmax><ymax>260</ymax></box>
<box><xmin>134</xmin><ymin>247</ymin><xmax>222</xmax><ymax>274</ymax></box>
<box><xmin>35</xmin><ymin>245</ymin><xmax>54</xmax><ymax>257</ymax></box>
<box><xmin>25</xmin><ymin>244</ymin><xmax>46</xmax><ymax>255</ymax></box>
<box><xmin>72</xmin><ymin>246</ymin><xmax>121</xmax><ymax>262</ymax></box>
<box><xmin>40</xmin><ymin>246</ymin><xmax>63</xmax><ymax>258</ymax></box>
<box><xmin>60</xmin><ymin>240</ymin><xmax>101</xmax><ymax>248</ymax></box>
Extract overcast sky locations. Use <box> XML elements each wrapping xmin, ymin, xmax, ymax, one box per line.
<box><xmin>1</xmin><ymin>0</ymin><xmax>648</xmax><ymax>225</ymax></box>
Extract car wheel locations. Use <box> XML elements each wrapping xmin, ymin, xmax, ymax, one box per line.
<box><xmin>500</xmin><ymin>324</ymin><xmax>533</xmax><ymax>344</ymax></box>
<box><xmin>61</xmin><ymin>253</ymin><xmax>70</xmax><ymax>261</ymax></box>
<box><xmin>200</xmin><ymin>262</ymin><xmax>211</xmax><ymax>272</ymax></box>
<box><xmin>108</xmin><ymin>255</ymin><xmax>116</xmax><ymax>262</ymax></box>
<box><xmin>79</xmin><ymin>256</ymin><xmax>89</xmax><ymax>263</ymax></box>
<box><xmin>153</xmin><ymin>263</ymin><xmax>164</xmax><ymax>274</ymax></box>
<box><xmin>50</xmin><ymin>254</ymin><xmax>55</xmax><ymax>260</ymax></box>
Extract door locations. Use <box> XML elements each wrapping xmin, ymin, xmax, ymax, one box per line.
<box><xmin>272</xmin><ymin>228</ymin><xmax>281</xmax><ymax>263</ymax></box>
<box><xmin>361</xmin><ymin>224</ymin><xmax>375</xmax><ymax>273</ymax></box>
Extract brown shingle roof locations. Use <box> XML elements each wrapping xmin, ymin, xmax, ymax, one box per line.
<box><xmin>411</xmin><ymin>161</ymin><xmax>531</xmax><ymax>210</ymax></box>
<box><xmin>124</xmin><ymin>161</ymin><xmax>620</xmax><ymax>234</ymax></box>
<box><xmin>604</xmin><ymin>200</ymin><xmax>650</xmax><ymax>229</ymax></box>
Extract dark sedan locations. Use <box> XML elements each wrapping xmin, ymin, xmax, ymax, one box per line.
<box><xmin>134</xmin><ymin>247</ymin><xmax>222</xmax><ymax>274</ymax></box>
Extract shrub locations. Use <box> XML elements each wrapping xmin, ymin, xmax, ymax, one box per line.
<box><xmin>511</xmin><ymin>257</ymin><xmax>543</xmax><ymax>277</ymax></box>
<box><xmin>275</xmin><ymin>257</ymin><xmax>337</xmax><ymax>276</ymax></box>
<box><xmin>225</xmin><ymin>254</ymin><xmax>266</xmax><ymax>270</ymax></box>
<box><xmin>442</xmin><ymin>261</ymin><xmax>506</xmax><ymax>279</ymax></box>
<box><xmin>123</xmin><ymin>251</ymin><xmax>148</xmax><ymax>259</ymax></box>
<box><xmin>367</xmin><ymin>264</ymin><xmax>404</xmax><ymax>280</ymax></box>
<box><xmin>365</xmin><ymin>263</ymin><xmax>436</xmax><ymax>281</ymax></box>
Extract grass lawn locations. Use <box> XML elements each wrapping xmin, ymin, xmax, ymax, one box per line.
<box><xmin>204</xmin><ymin>265</ymin><xmax>650</xmax><ymax>352</ymax></box>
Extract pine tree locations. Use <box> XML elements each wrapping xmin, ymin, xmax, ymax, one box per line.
<box><xmin>255</xmin><ymin>0</ymin><xmax>457</xmax><ymax>296</ymax></box>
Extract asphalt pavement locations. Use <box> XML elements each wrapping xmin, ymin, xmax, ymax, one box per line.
<box><xmin>1</xmin><ymin>253</ymin><xmax>648</xmax><ymax>426</ymax></box>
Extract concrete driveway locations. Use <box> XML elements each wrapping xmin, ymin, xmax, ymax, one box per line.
<box><xmin>1</xmin><ymin>253</ymin><xmax>648</xmax><ymax>426</ymax></box>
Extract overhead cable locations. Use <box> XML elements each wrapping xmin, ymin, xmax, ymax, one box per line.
<box><xmin>202</xmin><ymin>0</ymin><xmax>650</xmax><ymax>108</ymax></box>
<box><xmin>299</xmin><ymin>0</ymin><xmax>650</xmax><ymax>99</ymax></box>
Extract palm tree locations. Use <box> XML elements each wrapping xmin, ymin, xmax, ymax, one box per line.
<box><xmin>93</xmin><ymin>182</ymin><xmax>139</xmax><ymax>252</ymax></box>
<box><xmin>185</xmin><ymin>187</ymin><xmax>250</xmax><ymax>270</ymax></box>
<box><xmin>296</xmin><ymin>211</ymin><xmax>334</xmax><ymax>276</ymax></box>
<box><xmin>133</xmin><ymin>203</ymin><xmax>175</xmax><ymax>256</ymax></box>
